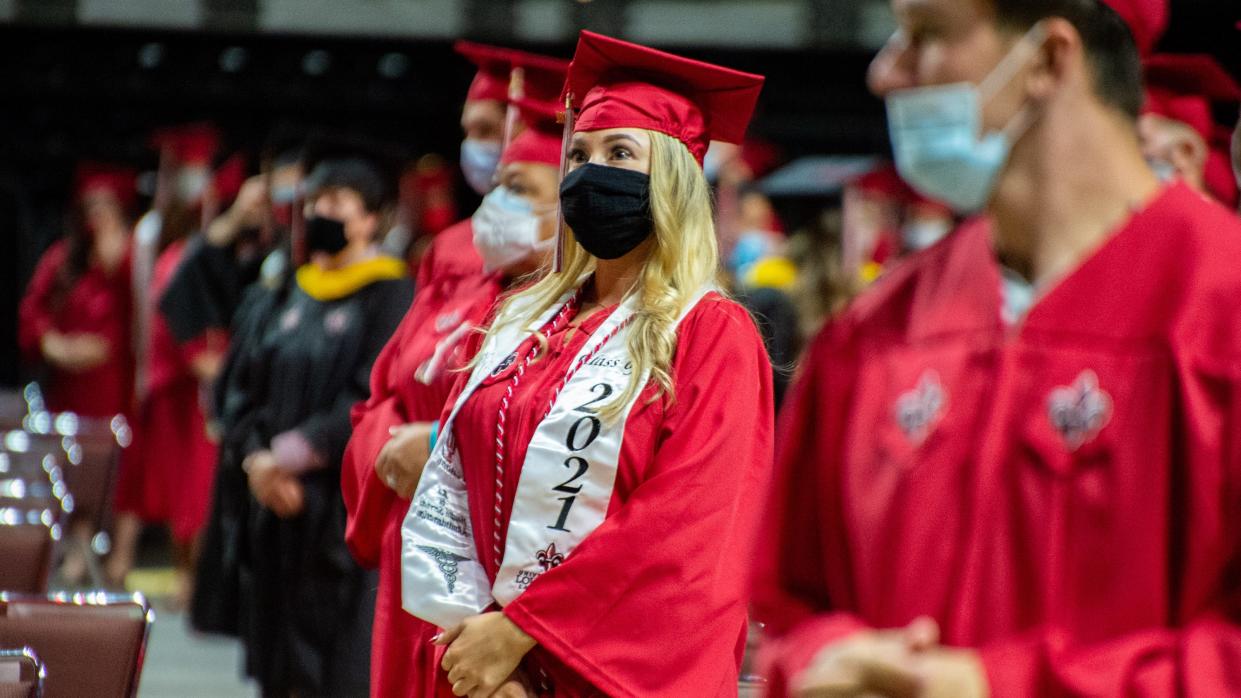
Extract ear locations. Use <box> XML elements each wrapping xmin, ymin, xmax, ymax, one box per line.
<box><xmin>1026</xmin><ymin>17</ymin><xmax>1084</xmax><ymax>103</ymax></box>
<box><xmin>1170</xmin><ymin>131</ymin><xmax>1208</xmax><ymax>174</ymax></box>
<box><xmin>354</xmin><ymin>211</ymin><xmax>381</xmax><ymax>242</ymax></box>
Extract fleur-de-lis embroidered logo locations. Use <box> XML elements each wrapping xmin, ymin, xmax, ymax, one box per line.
<box><xmin>894</xmin><ymin>370</ymin><xmax>947</xmax><ymax>445</ymax></box>
<box><xmin>535</xmin><ymin>542</ymin><xmax>565</xmax><ymax>571</ymax></box>
<box><xmin>324</xmin><ymin>308</ymin><xmax>350</xmax><ymax>334</ymax></box>
<box><xmin>417</xmin><ymin>545</ymin><xmax>469</xmax><ymax>593</ymax></box>
<box><xmin>279</xmin><ymin>306</ymin><xmax>301</xmax><ymax>331</ymax></box>
<box><xmin>435</xmin><ymin>310</ymin><xmax>462</xmax><ymax>333</ymax></box>
<box><xmin>1047</xmin><ymin>370</ymin><xmax>1112</xmax><ymax>451</ymax></box>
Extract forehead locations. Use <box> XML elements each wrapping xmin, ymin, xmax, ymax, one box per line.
<box><xmin>892</xmin><ymin>0</ymin><xmax>990</xmax><ymax>23</ymax></box>
<box><xmin>462</xmin><ymin>99</ymin><xmax>504</xmax><ymax>121</ymax></box>
<box><xmin>571</xmin><ymin>128</ymin><xmax>649</xmax><ymax>145</ymax></box>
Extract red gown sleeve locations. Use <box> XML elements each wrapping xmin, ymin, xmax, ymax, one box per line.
<box><xmin>502</xmin><ymin>299</ymin><xmax>775</xmax><ymax>697</ymax></box>
<box><xmin>975</xmin><ymin>355</ymin><xmax>1241</xmax><ymax>697</ymax></box>
<box><xmin>750</xmin><ymin>322</ymin><xmax>870</xmax><ymax>695</ymax></box>
<box><xmin>18</xmin><ymin>242</ymin><xmax>67</xmax><ymax>360</ymax></box>
<box><xmin>342</xmin><ymin>305</ymin><xmax>418</xmax><ymax>567</ymax></box>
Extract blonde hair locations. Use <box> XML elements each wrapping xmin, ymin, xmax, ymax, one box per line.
<box><xmin>480</xmin><ymin>129</ymin><xmax>719</xmax><ymax>421</ymax></box>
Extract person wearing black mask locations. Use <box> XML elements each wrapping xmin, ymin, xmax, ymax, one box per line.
<box><xmin>214</xmin><ymin>156</ymin><xmax>411</xmax><ymax>697</ymax></box>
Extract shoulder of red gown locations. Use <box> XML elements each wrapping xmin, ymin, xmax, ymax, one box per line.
<box><xmin>418</xmin><ymin>218</ymin><xmax>483</xmax><ymax>288</ymax></box>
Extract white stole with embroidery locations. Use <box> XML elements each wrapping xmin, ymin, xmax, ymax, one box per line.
<box><xmin>400</xmin><ymin>282</ymin><xmax>711</xmax><ymax>629</ymax></box>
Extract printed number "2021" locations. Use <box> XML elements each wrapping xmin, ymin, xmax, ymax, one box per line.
<box><xmin>548</xmin><ymin>383</ymin><xmax>612</xmax><ymax>532</ymax></box>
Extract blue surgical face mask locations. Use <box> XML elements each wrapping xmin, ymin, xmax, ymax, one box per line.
<box><xmin>471</xmin><ymin>185</ymin><xmax>555</xmax><ymax>273</ymax></box>
<box><xmin>460</xmin><ymin>139</ymin><xmax>502</xmax><ymax>195</ymax></box>
<box><xmin>886</xmin><ymin>23</ymin><xmax>1046</xmax><ymax>213</ymax></box>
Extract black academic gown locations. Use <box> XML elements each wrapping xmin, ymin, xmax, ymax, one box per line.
<box><xmin>210</xmin><ymin>266</ymin><xmax>411</xmax><ymax>696</ymax></box>
<box><xmin>191</xmin><ymin>277</ymin><xmax>287</xmax><ymax>638</ymax></box>
<box><xmin>160</xmin><ymin>233</ymin><xmax>275</xmax><ymax>343</ymax></box>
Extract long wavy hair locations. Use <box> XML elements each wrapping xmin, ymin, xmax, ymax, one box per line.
<box><xmin>481</xmin><ymin>129</ymin><xmax>719</xmax><ymax>421</ymax></box>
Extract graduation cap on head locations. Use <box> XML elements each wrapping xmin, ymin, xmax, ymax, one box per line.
<box><xmin>1098</xmin><ymin>0</ymin><xmax>1169</xmax><ymax>57</ymax></box>
<box><xmin>1142</xmin><ymin>53</ymin><xmax>1241</xmax><ymax>207</ymax></box>
<box><xmin>74</xmin><ymin>162</ymin><xmax>138</xmax><ymax>212</ymax></box>
<box><xmin>455</xmin><ymin>41</ymin><xmax>570</xmax><ymax>105</ymax></box>
<box><xmin>150</xmin><ymin>123</ymin><xmax>222</xmax><ymax>166</ymax></box>
<box><xmin>500</xmin><ymin>97</ymin><xmax>563</xmax><ymax>168</ymax></box>
<box><xmin>563</xmin><ymin>31</ymin><xmax>765</xmax><ymax>165</ymax></box>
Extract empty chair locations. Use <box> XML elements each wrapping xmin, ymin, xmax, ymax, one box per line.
<box><xmin>0</xmin><ymin>593</ymin><xmax>152</xmax><ymax>698</ymax></box>
<box><xmin>0</xmin><ymin>646</ymin><xmax>44</xmax><ymax>698</ymax></box>
<box><xmin>0</xmin><ymin>391</ymin><xmax>28</xmax><ymax>426</ymax></box>
<box><xmin>0</xmin><ymin>511</ymin><xmax>59</xmax><ymax>594</ymax></box>
<box><xmin>0</xmin><ymin>453</ymin><xmax>73</xmax><ymax>528</ymax></box>
<box><xmin>17</xmin><ymin>416</ymin><xmax>127</xmax><ymax>540</ymax></box>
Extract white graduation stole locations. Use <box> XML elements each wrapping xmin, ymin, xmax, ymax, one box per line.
<box><xmin>400</xmin><ymin>282</ymin><xmax>711</xmax><ymax>629</ymax></box>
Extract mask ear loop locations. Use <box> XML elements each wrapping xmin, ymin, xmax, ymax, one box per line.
<box><xmin>977</xmin><ymin>21</ymin><xmax>1048</xmax><ymax>102</ymax></box>
<box><xmin>553</xmin><ymin>92</ymin><xmax>574</xmax><ymax>274</ymax></box>
<box><xmin>976</xmin><ymin>21</ymin><xmax>1048</xmax><ymax>143</ymax></box>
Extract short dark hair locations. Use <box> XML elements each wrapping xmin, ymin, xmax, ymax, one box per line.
<box><xmin>305</xmin><ymin>157</ymin><xmax>391</xmax><ymax>212</ymax></box>
<box><xmin>992</xmin><ymin>0</ymin><xmax>1144</xmax><ymax>119</ymax></box>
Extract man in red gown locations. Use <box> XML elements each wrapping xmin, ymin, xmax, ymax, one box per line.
<box><xmin>755</xmin><ymin>0</ymin><xmax>1241</xmax><ymax>696</ymax></box>
<box><xmin>416</xmin><ymin>42</ymin><xmax>569</xmax><ymax>294</ymax></box>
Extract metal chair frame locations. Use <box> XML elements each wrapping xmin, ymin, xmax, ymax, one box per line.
<box><xmin>0</xmin><ymin>591</ymin><xmax>154</xmax><ymax>698</ymax></box>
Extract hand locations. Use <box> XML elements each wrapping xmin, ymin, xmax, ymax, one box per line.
<box><xmin>793</xmin><ymin>618</ymin><xmax>986</xmax><ymax>698</ymax></box>
<box><xmin>437</xmin><ymin>612</ymin><xmax>537</xmax><ymax>697</ymax></box>
<box><xmin>43</xmin><ymin>332</ymin><xmax>111</xmax><ymax>372</ymax></box>
<box><xmin>375</xmin><ymin>422</ymin><xmax>433</xmax><ymax>498</ymax></box>
<box><xmin>207</xmin><ymin>176</ymin><xmax>268</xmax><ymax>246</ymax></box>
<box><xmin>245</xmin><ymin>450</ymin><xmax>305</xmax><ymax>518</ymax></box>
<box><xmin>189</xmin><ymin>348</ymin><xmax>225</xmax><ymax>383</ymax></box>
<box><xmin>492</xmin><ymin>670</ymin><xmax>534</xmax><ymax>698</ymax></box>
<box><xmin>793</xmin><ymin>630</ymin><xmax>918</xmax><ymax>698</ymax></box>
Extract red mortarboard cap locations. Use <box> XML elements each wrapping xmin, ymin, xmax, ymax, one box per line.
<box><xmin>455</xmin><ymin>41</ymin><xmax>569</xmax><ymax>105</ymax></box>
<box><xmin>74</xmin><ymin>162</ymin><xmax>138</xmax><ymax>211</ymax></box>
<box><xmin>212</xmin><ymin>153</ymin><xmax>248</xmax><ymax>203</ymax></box>
<box><xmin>500</xmin><ymin>97</ymin><xmax>562</xmax><ymax>168</ymax></box>
<box><xmin>564</xmin><ymin>31</ymin><xmax>765</xmax><ymax>165</ymax></box>
<box><xmin>150</xmin><ymin>123</ymin><xmax>222</xmax><ymax>165</ymax></box>
<box><xmin>1098</xmin><ymin>0</ymin><xmax>1169</xmax><ymax>57</ymax></box>
<box><xmin>1143</xmin><ymin>54</ymin><xmax>1241</xmax><ymax>141</ymax></box>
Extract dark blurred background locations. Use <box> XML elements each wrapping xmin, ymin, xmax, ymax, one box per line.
<box><xmin>1</xmin><ymin>0</ymin><xmax>1237</xmax><ymax>387</ymax></box>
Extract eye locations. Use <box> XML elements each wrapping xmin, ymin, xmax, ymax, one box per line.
<box><xmin>508</xmin><ymin>182</ymin><xmax>528</xmax><ymax>195</ymax></box>
<box><xmin>568</xmin><ymin>148</ymin><xmax>588</xmax><ymax>164</ymax></box>
<box><xmin>610</xmin><ymin>146</ymin><xmax>633</xmax><ymax>160</ymax></box>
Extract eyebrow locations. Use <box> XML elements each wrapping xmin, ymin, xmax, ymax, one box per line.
<box><xmin>602</xmin><ymin>133</ymin><xmax>643</xmax><ymax>149</ymax></box>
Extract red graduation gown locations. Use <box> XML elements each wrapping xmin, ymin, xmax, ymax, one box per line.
<box><xmin>18</xmin><ymin>239</ymin><xmax>134</xmax><ymax>417</ymax></box>
<box><xmin>754</xmin><ymin>183</ymin><xmax>1241</xmax><ymax>696</ymax></box>
<box><xmin>441</xmin><ymin>293</ymin><xmax>773</xmax><ymax>697</ymax></box>
<box><xmin>415</xmin><ymin>219</ymin><xmax>484</xmax><ymax>290</ymax></box>
<box><xmin>342</xmin><ymin>270</ymin><xmax>502</xmax><ymax>698</ymax></box>
<box><xmin>119</xmin><ymin>239</ymin><xmax>222</xmax><ymax>541</ymax></box>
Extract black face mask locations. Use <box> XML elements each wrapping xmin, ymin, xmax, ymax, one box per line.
<box><xmin>559</xmin><ymin>164</ymin><xmax>652</xmax><ymax>260</ymax></box>
<box><xmin>305</xmin><ymin>216</ymin><xmax>349</xmax><ymax>255</ymax></box>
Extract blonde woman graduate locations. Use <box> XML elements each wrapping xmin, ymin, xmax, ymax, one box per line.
<box><xmin>400</xmin><ymin>31</ymin><xmax>774</xmax><ymax>698</ymax></box>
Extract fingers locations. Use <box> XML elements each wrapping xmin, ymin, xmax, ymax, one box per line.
<box><xmin>903</xmin><ymin>616</ymin><xmax>940</xmax><ymax>652</ymax></box>
<box><xmin>435</xmin><ymin>624</ymin><xmax>464</xmax><ymax>647</ymax></box>
<box><xmin>450</xmin><ymin>678</ymin><xmax>477</xmax><ymax>697</ymax></box>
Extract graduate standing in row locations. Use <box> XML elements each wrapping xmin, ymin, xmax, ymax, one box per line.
<box><xmin>400</xmin><ymin>32</ymin><xmax>773</xmax><ymax>697</ymax></box>
<box><xmin>342</xmin><ymin>52</ymin><xmax>568</xmax><ymax>698</ymax></box>
<box><xmin>416</xmin><ymin>42</ymin><xmax>570</xmax><ymax>297</ymax></box>
<box><xmin>19</xmin><ymin>166</ymin><xmax>136</xmax><ymax>421</ymax></box>
<box><xmin>223</xmin><ymin>155</ymin><xmax>412</xmax><ymax>696</ymax></box>
<box><xmin>756</xmin><ymin>0</ymin><xmax>1241</xmax><ymax>695</ymax></box>
<box><xmin>1139</xmin><ymin>53</ymin><xmax>1240</xmax><ymax>208</ymax></box>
